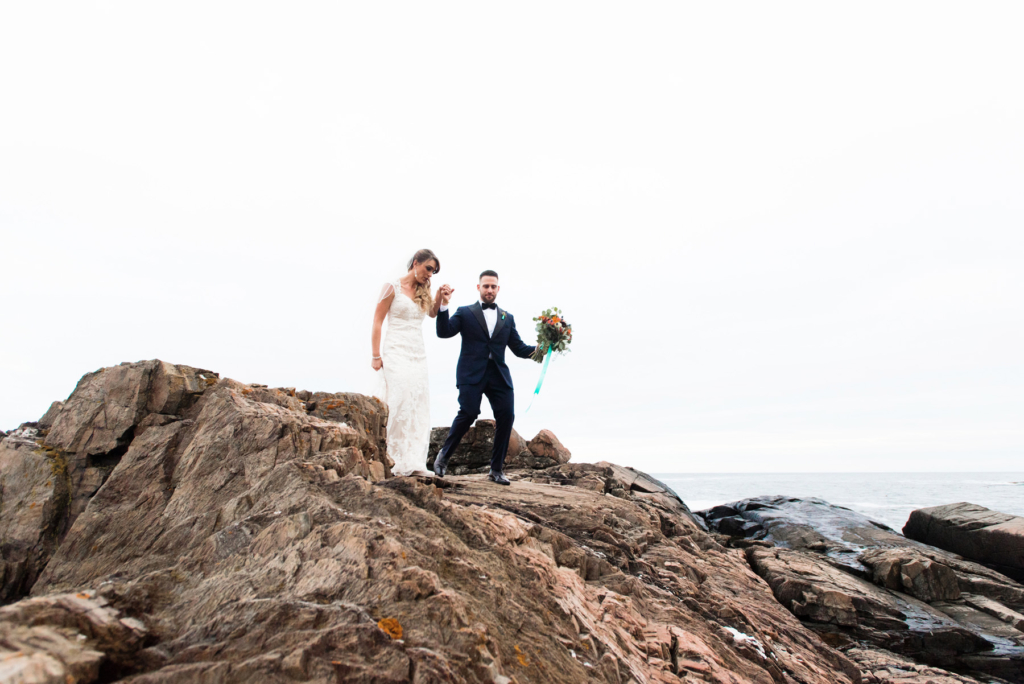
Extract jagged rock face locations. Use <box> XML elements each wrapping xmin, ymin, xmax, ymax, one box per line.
<box><xmin>37</xmin><ymin>401</ymin><xmax>63</xmax><ymax>428</ymax></box>
<box><xmin>1</xmin><ymin>361</ymin><xmax>221</xmax><ymax>602</ymax></box>
<box><xmin>33</xmin><ymin>380</ymin><xmax>383</xmax><ymax>594</ymax></box>
<box><xmin>699</xmin><ymin>496</ymin><xmax>1024</xmax><ymax>681</ymax></box>
<box><xmin>303</xmin><ymin>391</ymin><xmax>388</xmax><ymax>464</ymax></box>
<box><xmin>904</xmin><ymin>502</ymin><xmax>1024</xmax><ymax>584</ymax></box>
<box><xmin>45</xmin><ymin>360</ymin><xmax>216</xmax><ymax>458</ymax></box>
<box><xmin>0</xmin><ymin>360</ymin><xmax>389</xmax><ymax>607</ymax></box>
<box><xmin>0</xmin><ymin>361</ymin><xmax>868</xmax><ymax>684</ymax></box>
<box><xmin>427</xmin><ymin>420</ymin><xmax>569</xmax><ymax>474</ymax></box>
<box><xmin>0</xmin><ymin>426</ymin><xmax>70</xmax><ymax>602</ymax></box>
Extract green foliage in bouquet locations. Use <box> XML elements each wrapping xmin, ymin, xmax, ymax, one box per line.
<box><xmin>532</xmin><ymin>307</ymin><xmax>573</xmax><ymax>362</ymax></box>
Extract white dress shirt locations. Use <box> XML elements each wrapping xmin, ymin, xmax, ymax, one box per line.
<box><xmin>481</xmin><ymin>305</ymin><xmax>497</xmax><ymax>337</ymax></box>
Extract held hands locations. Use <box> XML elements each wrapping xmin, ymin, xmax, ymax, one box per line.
<box><xmin>437</xmin><ymin>284</ymin><xmax>454</xmax><ymax>306</ymax></box>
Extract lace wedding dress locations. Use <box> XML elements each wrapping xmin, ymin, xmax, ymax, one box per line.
<box><xmin>375</xmin><ymin>279</ymin><xmax>430</xmax><ymax>476</ymax></box>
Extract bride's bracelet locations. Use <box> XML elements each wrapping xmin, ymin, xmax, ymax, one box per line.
<box><xmin>372</xmin><ymin>356</ymin><xmax>381</xmax><ymax>360</ymax></box>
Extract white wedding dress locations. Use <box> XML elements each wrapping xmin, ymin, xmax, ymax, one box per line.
<box><xmin>375</xmin><ymin>279</ymin><xmax>430</xmax><ymax>476</ymax></box>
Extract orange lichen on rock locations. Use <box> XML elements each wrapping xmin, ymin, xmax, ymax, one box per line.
<box><xmin>377</xmin><ymin>617</ymin><xmax>402</xmax><ymax>640</ymax></box>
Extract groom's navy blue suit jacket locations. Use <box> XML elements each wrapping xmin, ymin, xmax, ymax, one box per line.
<box><xmin>436</xmin><ymin>302</ymin><xmax>535</xmax><ymax>388</ymax></box>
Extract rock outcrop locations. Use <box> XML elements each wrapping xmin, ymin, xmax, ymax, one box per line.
<box><xmin>427</xmin><ymin>420</ymin><xmax>572</xmax><ymax>474</ymax></box>
<box><xmin>0</xmin><ymin>590</ymin><xmax>147</xmax><ymax>682</ymax></box>
<box><xmin>844</xmin><ymin>646</ymin><xmax>993</xmax><ymax>684</ymax></box>
<box><xmin>904</xmin><ymin>502</ymin><xmax>1024</xmax><ymax>583</ymax></box>
<box><xmin>1</xmin><ymin>360</ymin><xmax>390</xmax><ymax>605</ymax></box>
<box><xmin>526</xmin><ymin>430</ymin><xmax>572</xmax><ymax>465</ymax></box>
<box><xmin>0</xmin><ymin>425</ymin><xmax>70</xmax><ymax>603</ymax></box>
<box><xmin>0</xmin><ymin>360</ymin><xmax>874</xmax><ymax>684</ymax></box>
<box><xmin>699</xmin><ymin>496</ymin><xmax>1024</xmax><ymax>682</ymax></box>
<box><xmin>858</xmin><ymin>548</ymin><xmax>962</xmax><ymax>602</ymax></box>
<box><xmin>1</xmin><ymin>361</ymin><xmax>232</xmax><ymax>604</ymax></box>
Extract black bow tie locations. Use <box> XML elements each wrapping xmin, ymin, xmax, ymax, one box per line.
<box><xmin>481</xmin><ymin>302</ymin><xmax>497</xmax><ymax>310</ymax></box>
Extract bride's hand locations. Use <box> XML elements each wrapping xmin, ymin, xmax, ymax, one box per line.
<box><xmin>438</xmin><ymin>284</ymin><xmax>454</xmax><ymax>305</ymax></box>
<box><xmin>371</xmin><ymin>358</ymin><xmax>383</xmax><ymax>371</ymax></box>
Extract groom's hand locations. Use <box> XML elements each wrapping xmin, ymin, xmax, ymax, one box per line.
<box><xmin>439</xmin><ymin>285</ymin><xmax>454</xmax><ymax>305</ymax></box>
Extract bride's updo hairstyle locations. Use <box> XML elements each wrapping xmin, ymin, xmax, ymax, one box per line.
<box><xmin>407</xmin><ymin>249</ymin><xmax>439</xmax><ymax>313</ymax></box>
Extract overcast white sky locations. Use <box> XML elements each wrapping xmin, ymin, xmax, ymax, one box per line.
<box><xmin>2</xmin><ymin>3</ymin><xmax>1022</xmax><ymax>472</ymax></box>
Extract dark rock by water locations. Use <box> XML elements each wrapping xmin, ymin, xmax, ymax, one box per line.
<box><xmin>699</xmin><ymin>495</ymin><xmax>1024</xmax><ymax>681</ymax></box>
<box><xmin>905</xmin><ymin>502</ymin><xmax>1024</xmax><ymax>584</ymax></box>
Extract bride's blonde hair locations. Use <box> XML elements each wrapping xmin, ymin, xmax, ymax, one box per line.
<box><xmin>407</xmin><ymin>249</ymin><xmax>439</xmax><ymax>313</ymax></box>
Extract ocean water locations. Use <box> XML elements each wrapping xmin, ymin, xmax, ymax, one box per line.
<box><xmin>655</xmin><ymin>472</ymin><xmax>1024</xmax><ymax>533</ymax></box>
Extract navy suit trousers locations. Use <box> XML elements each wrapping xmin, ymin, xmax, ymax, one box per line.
<box><xmin>438</xmin><ymin>359</ymin><xmax>515</xmax><ymax>472</ymax></box>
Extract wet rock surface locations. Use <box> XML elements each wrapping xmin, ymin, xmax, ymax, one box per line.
<box><xmin>0</xmin><ymin>361</ymin><xmax>872</xmax><ymax>684</ymax></box>
<box><xmin>700</xmin><ymin>496</ymin><xmax>1024</xmax><ymax>682</ymax></box>
<box><xmin>904</xmin><ymin>503</ymin><xmax>1024</xmax><ymax>584</ymax></box>
<box><xmin>747</xmin><ymin>546</ymin><xmax>989</xmax><ymax>661</ymax></box>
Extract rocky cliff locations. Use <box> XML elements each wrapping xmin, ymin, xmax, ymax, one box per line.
<box><xmin>0</xmin><ymin>360</ymin><xmax>1021</xmax><ymax>684</ymax></box>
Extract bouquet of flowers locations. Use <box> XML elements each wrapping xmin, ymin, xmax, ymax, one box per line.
<box><xmin>531</xmin><ymin>307</ymin><xmax>572</xmax><ymax>362</ymax></box>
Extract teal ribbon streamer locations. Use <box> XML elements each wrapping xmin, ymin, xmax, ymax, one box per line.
<box><xmin>524</xmin><ymin>346</ymin><xmax>553</xmax><ymax>414</ymax></box>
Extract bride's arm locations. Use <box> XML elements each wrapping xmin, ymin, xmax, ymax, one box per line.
<box><xmin>429</xmin><ymin>287</ymin><xmax>441</xmax><ymax>318</ymax></box>
<box><xmin>371</xmin><ymin>284</ymin><xmax>395</xmax><ymax>370</ymax></box>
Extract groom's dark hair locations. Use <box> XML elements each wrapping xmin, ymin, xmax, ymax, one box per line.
<box><xmin>479</xmin><ymin>270</ymin><xmax>499</xmax><ymax>281</ymax></box>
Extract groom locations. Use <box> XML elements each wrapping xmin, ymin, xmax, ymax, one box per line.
<box><xmin>433</xmin><ymin>270</ymin><xmax>536</xmax><ymax>485</ymax></box>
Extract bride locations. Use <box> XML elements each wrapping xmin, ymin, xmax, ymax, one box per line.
<box><xmin>371</xmin><ymin>249</ymin><xmax>452</xmax><ymax>477</ymax></box>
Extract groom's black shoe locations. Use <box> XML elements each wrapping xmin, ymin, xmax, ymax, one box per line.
<box><xmin>487</xmin><ymin>470</ymin><xmax>510</xmax><ymax>486</ymax></box>
<box><xmin>432</xmin><ymin>455</ymin><xmax>449</xmax><ymax>478</ymax></box>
